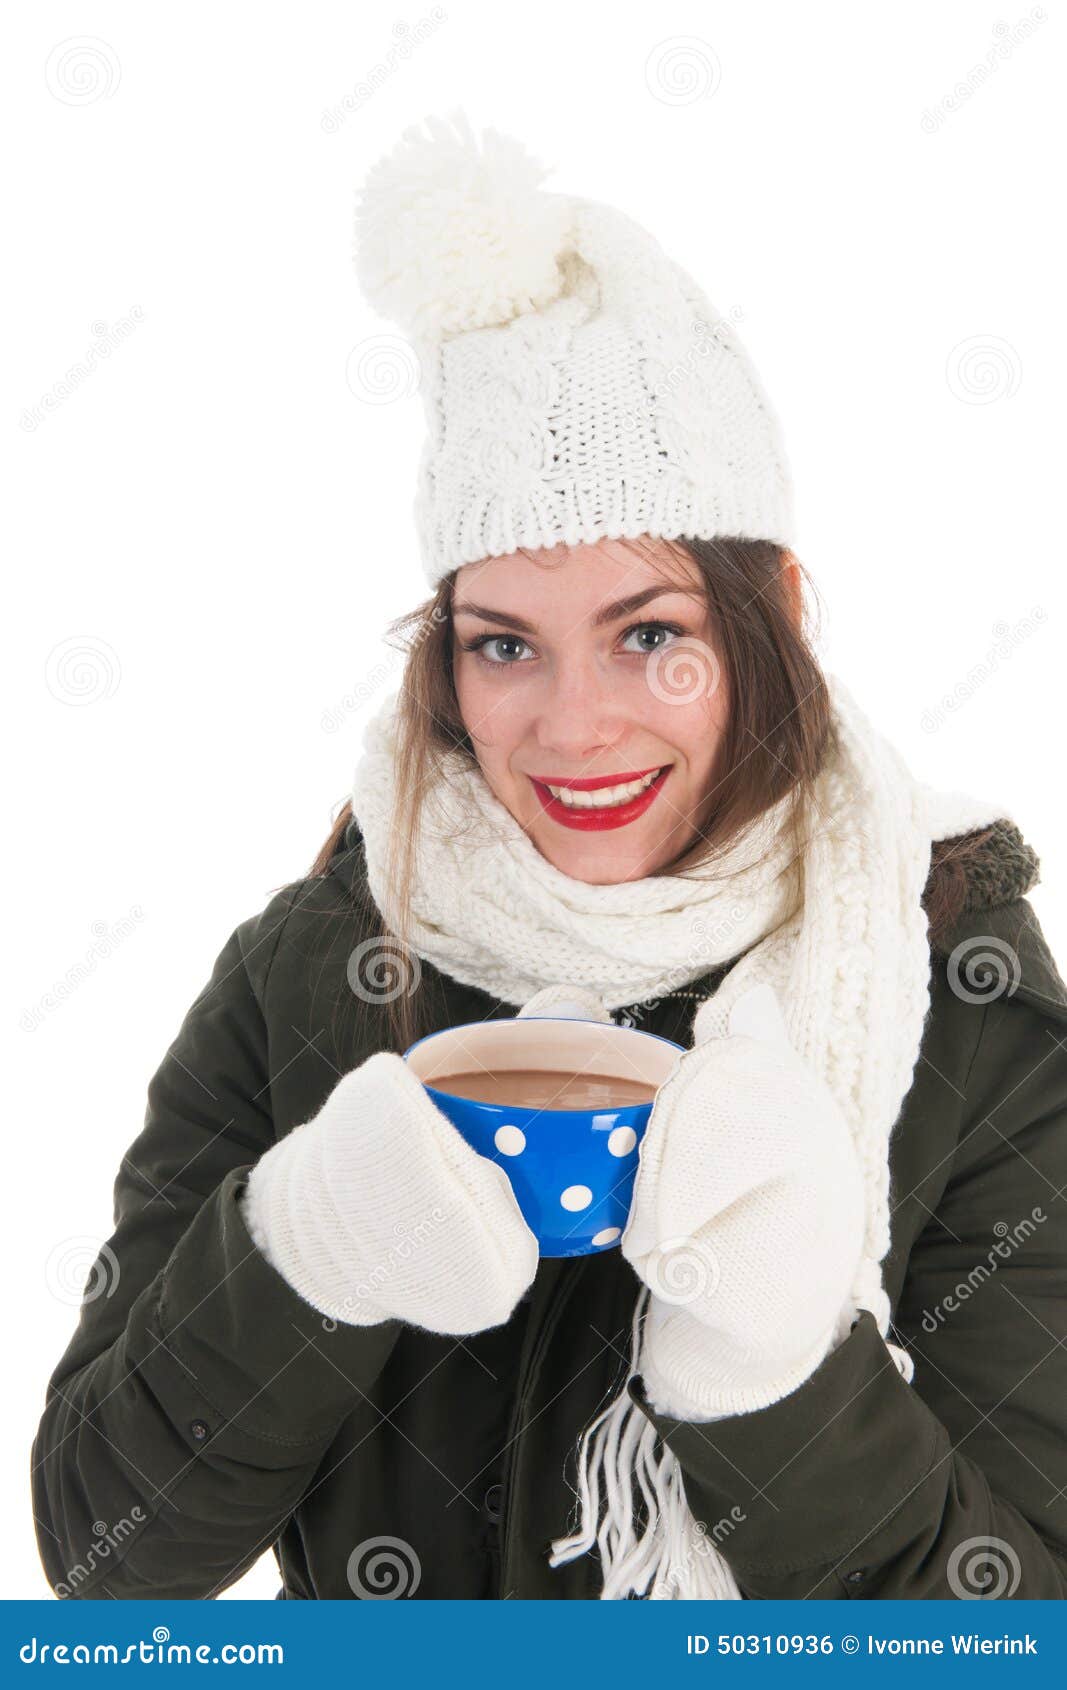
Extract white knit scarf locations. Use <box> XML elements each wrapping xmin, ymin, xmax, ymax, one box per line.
<box><xmin>349</xmin><ymin>671</ymin><xmax>1008</xmax><ymax>1599</ymax></box>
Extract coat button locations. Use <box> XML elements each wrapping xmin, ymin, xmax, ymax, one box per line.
<box><xmin>483</xmin><ymin>1483</ymin><xmax>503</xmax><ymax>1522</ymax></box>
<box><xmin>190</xmin><ymin>1419</ymin><xmax>209</xmax><ymax>1442</ymax></box>
<box><xmin>845</xmin><ymin>1569</ymin><xmax>865</xmax><ymax>1585</ymax></box>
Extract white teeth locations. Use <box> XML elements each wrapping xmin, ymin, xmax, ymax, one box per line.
<box><xmin>544</xmin><ymin>768</ymin><xmax>663</xmax><ymax>808</ymax></box>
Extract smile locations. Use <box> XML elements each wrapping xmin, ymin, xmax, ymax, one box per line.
<box><xmin>528</xmin><ymin>765</ymin><xmax>672</xmax><ymax>831</ymax></box>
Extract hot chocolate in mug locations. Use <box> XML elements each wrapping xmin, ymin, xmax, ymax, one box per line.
<box><xmin>403</xmin><ymin>1016</ymin><xmax>685</xmax><ymax>1257</ymax></box>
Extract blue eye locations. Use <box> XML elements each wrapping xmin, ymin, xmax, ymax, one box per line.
<box><xmin>460</xmin><ymin>621</ymin><xmax>686</xmax><ymax>669</ymax></box>
<box><xmin>463</xmin><ymin>633</ymin><xmax>533</xmax><ymax>666</ymax></box>
<box><xmin>619</xmin><ymin>621</ymin><xmax>684</xmax><ymax>653</ymax></box>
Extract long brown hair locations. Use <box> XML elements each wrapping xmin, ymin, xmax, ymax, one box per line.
<box><xmin>308</xmin><ymin>535</ymin><xmax>989</xmax><ymax>1051</ymax></box>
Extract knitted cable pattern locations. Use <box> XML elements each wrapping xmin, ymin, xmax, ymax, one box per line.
<box><xmin>353</xmin><ymin>110</ymin><xmax>796</xmax><ymax>584</ymax></box>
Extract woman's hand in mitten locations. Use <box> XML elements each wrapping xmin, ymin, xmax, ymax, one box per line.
<box><xmin>620</xmin><ymin>983</ymin><xmax>866</xmax><ymax>1420</ymax></box>
<box><xmin>241</xmin><ymin>1051</ymin><xmax>539</xmax><ymax>1335</ymax></box>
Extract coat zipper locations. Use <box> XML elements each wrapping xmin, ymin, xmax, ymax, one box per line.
<box><xmin>499</xmin><ymin>1259</ymin><xmax>586</xmax><ymax>1598</ymax></box>
<box><xmin>495</xmin><ymin>985</ymin><xmax>715</xmax><ymax>1592</ymax></box>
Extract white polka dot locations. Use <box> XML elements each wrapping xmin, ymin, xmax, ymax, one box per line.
<box><xmin>592</xmin><ymin>1227</ymin><xmax>621</xmax><ymax>1247</ymax></box>
<box><xmin>607</xmin><ymin>1126</ymin><xmax>637</xmax><ymax>1157</ymax></box>
<box><xmin>494</xmin><ymin>1124</ymin><xmax>526</xmax><ymax>1156</ymax></box>
<box><xmin>560</xmin><ymin>1184</ymin><xmax>593</xmax><ymax>1212</ymax></box>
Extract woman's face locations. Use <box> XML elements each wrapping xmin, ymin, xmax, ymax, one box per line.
<box><xmin>450</xmin><ymin>536</ymin><xmax>730</xmax><ymax>885</ymax></box>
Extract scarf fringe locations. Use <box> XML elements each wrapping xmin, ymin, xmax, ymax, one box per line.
<box><xmin>548</xmin><ymin>1286</ymin><xmax>916</xmax><ymax>1599</ymax></box>
<box><xmin>548</xmin><ymin>1287</ymin><xmax>744</xmax><ymax>1599</ymax></box>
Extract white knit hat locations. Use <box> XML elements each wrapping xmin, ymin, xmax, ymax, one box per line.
<box><xmin>353</xmin><ymin>109</ymin><xmax>797</xmax><ymax>585</ymax></box>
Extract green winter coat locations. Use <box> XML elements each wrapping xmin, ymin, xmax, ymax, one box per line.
<box><xmin>31</xmin><ymin>817</ymin><xmax>1067</xmax><ymax>1600</ymax></box>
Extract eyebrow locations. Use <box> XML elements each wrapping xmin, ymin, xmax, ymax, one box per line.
<box><xmin>451</xmin><ymin>585</ymin><xmax>698</xmax><ymax>635</ymax></box>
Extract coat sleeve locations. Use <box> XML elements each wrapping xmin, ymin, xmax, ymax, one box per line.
<box><xmin>627</xmin><ymin>957</ymin><xmax>1067</xmax><ymax>1599</ymax></box>
<box><xmin>30</xmin><ymin>891</ymin><xmax>403</xmax><ymax>1600</ymax></box>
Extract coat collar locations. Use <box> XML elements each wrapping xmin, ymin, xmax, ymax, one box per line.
<box><xmin>926</xmin><ymin>821</ymin><xmax>1067</xmax><ymax>1023</ymax></box>
<box><xmin>935</xmin><ymin>818</ymin><xmax>1040</xmax><ymax>912</ymax></box>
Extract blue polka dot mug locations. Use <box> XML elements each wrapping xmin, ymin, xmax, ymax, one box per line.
<box><xmin>403</xmin><ymin>1017</ymin><xmax>686</xmax><ymax>1257</ymax></box>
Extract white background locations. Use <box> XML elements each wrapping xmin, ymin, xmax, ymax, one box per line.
<box><xmin>5</xmin><ymin>0</ymin><xmax>1063</xmax><ymax>1599</ymax></box>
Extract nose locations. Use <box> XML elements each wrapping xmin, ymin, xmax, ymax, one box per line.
<box><xmin>531</xmin><ymin>650</ymin><xmax>629</xmax><ymax>765</ymax></box>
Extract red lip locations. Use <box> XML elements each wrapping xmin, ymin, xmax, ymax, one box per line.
<box><xmin>528</xmin><ymin>765</ymin><xmax>663</xmax><ymax>791</ymax></box>
<box><xmin>529</xmin><ymin>766</ymin><xmax>672</xmax><ymax>831</ymax></box>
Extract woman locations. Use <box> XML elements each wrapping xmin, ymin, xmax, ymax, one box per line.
<box><xmin>32</xmin><ymin>112</ymin><xmax>1067</xmax><ymax>1601</ymax></box>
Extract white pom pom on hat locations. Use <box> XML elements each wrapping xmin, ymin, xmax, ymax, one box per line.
<box><xmin>352</xmin><ymin>108</ymin><xmax>797</xmax><ymax>585</ymax></box>
<box><xmin>354</xmin><ymin>108</ymin><xmax>575</xmax><ymax>343</ymax></box>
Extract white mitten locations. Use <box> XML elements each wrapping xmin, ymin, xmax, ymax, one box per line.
<box><xmin>241</xmin><ymin>1050</ymin><xmax>539</xmax><ymax>1335</ymax></box>
<box><xmin>621</xmin><ymin>983</ymin><xmax>866</xmax><ymax>1420</ymax></box>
